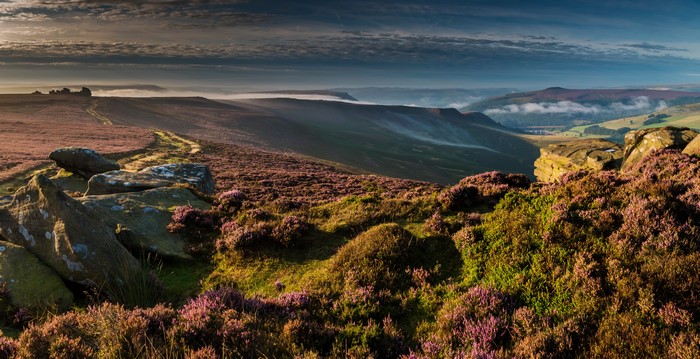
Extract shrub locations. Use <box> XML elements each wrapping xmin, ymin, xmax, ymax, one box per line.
<box><xmin>168</xmin><ymin>205</ymin><xmax>219</xmax><ymax>235</ymax></box>
<box><xmin>439</xmin><ymin>171</ymin><xmax>531</xmax><ymax>211</ymax></box>
<box><xmin>328</xmin><ymin>223</ymin><xmax>421</xmax><ymax>291</ymax></box>
<box><xmin>216</xmin><ymin>189</ymin><xmax>246</xmax><ymax>213</ymax></box>
<box><xmin>424</xmin><ymin>211</ymin><xmax>447</xmax><ymax>235</ymax></box>
<box><xmin>217</xmin><ymin>221</ymin><xmax>271</xmax><ymax>251</ymax></box>
<box><xmin>271</xmin><ymin>216</ymin><xmax>310</xmax><ymax>247</ymax></box>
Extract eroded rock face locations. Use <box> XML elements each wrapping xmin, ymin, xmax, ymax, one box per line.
<box><xmin>0</xmin><ymin>240</ymin><xmax>73</xmax><ymax>309</ymax></box>
<box><xmin>79</xmin><ymin>188</ymin><xmax>211</xmax><ymax>259</ymax></box>
<box><xmin>49</xmin><ymin>147</ymin><xmax>120</xmax><ymax>179</ymax></box>
<box><xmin>682</xmin><ymin>134</ymin><xmax>700</xmax><ymax>157</ymax></box>
<box><xmin>534</xmin><ymin>139</ymin><xmax>623</xmax><ymax>182</ymax></box>
<box><xmin>85</xmin><ymin>163</ymin><xmax>215</xmax><ymax>196</ymax></box>
<box><xmin>621</xmin><ymin>127</ymin><xmax>698</xmax><ymax>171</ymax></box>
<box><xmin>0</xmin><ymin>175</ymin><xmax>142</xmax><ymax>291</ymax></box>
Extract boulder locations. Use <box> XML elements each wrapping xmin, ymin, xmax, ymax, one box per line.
<box><xmin>79</xmin><ymin>188</ymin><xmax>211</xmax><ymax>259</ymax></box>
<box><xmin>621</xmin><ymin>127</ymin><xmax>698</xmax><ymax>171</ymax></box>
<box><xmin>49</xmin><ymin>147</ymin><xmax>120</xmax><ymax>179</ymax></box>
<box><xmin>85</xmin><ymin>163</ymin><xmax>215</xmax><ymax>196</ymax></box>
<box><xmin>0</xmin><ymin>175</ymin><xmax>142</xmax><ymax>291</ymax></box>
<box><xmin>682</xmin><ymin>134</ymin><xmax>700</xmax><ymax>157</ymax></box>
<box><xmin>534</xmin><ymin>139</ymin><xmax>623</xmax><ymax>182</ymax></box>
<box><xmin>0</xmin><ymin>240</ymin><xmax>73</xmax><ymax>310</ymax></box>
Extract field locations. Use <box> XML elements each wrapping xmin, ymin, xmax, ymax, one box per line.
<box><xmin>564</xmin><ymin>102</ymin><xmax>700</xmax><ymax>139</ymax></box>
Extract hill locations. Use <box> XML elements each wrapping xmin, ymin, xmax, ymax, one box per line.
<box><xmin>468</xmin><ymin>87</ymin><xmax>700</xmax><ymax>129</ymax></box>
<box><xmin>1</xmin><ymin>95</ymin><xmax>700</xmax><ymax>357</ymax></box>
<box><xmin>0</xmin><ymin>95</ymin><xmax>153</xmax><ymax>186</ymax></box>
<box><xmin>88</xmin><ymin>96</ymin><xmax>538</xmax><ymax>184</ymax></box>
<box><xmin>564</xmin><ymin>102</ymin><xmax>700</xmax><ymax>140</ymax></box>
<box><xmin>330</xmin><ymin>87</ymin><xmax>518</xmax><ymax>109</ymax></box>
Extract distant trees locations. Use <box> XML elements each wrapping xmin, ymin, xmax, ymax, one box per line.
<box><xmin>44</xmin><ymin>87</ymin><xmax>92</xmax><ymax>97</ymax></box>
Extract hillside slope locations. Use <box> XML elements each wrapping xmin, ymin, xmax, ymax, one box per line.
<box><xmin>95</xmin><ymin>97</ymin><xmax>538</xmax><ymax>184</ymax></box>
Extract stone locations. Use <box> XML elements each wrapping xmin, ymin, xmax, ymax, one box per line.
<box><xmin>49</xmin><ymin>147</ymin><xmax>120</xmax><ymax>179</ymax></box>
<box><xmin>79</xmin><ymin>187</ymin><xmax>211</xmax><ymax>259</ymax></box>
<box><xmin>534</xmin><ymin>139</ymin><xmax>623</xmax><ymax>182</ymax></box>
<box><xmin>682</xmin><ymin>134</ymin><xmax>700</xmax><ymax>157</ymax></box>
<box><xmin>85</xmin><ymin>163</ymin><xmax>215</xmax><ymax>196</ymax></box>
<box><xmin>0</xmin><ymin>240</ymin><xmax>73</xmax><ymax>310</ymax></box>
<box><xmin>0</xmin><ymin>175</ymin><xmax>142</xmax><ymax>292</ymax></box>
<box><xmin>621</xmin><ymin>127</ymin><xmax>698</xmax><ymax>171</ymax></box>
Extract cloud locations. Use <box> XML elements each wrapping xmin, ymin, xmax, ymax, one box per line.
<box><xmin>624</xmin><ymin>42</ymin><xmax>688</xmax><ymax>52</ymax></box>
<box><xmin>485</xmin><ymin>97</ymin><xmax>665</xmax><ymax>115</ymax></box>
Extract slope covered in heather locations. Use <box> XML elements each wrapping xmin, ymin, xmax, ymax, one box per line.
<box><xmin>92</xmin><ymin>96</ymin><xmax>538</xmax><ymax>184</ymax></box>
<box><xmin>4</xmin><ymin>143</ymin><xmax>700</xmax><ymax>357</ymax></box>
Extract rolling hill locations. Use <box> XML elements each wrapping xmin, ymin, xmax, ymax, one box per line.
<box><xmin>89</xmin><ymin>96</ymin><xmax>539</xmax><ymax>184</ymax></box>
<box><xmin>564</xmin><ymin>102</ymin><xmax>700</xmax><ymax>140</ymax></box>
<box><xmin>468</xmin><ymin>87</ymin><xmax>700</xmax><ymax>129</ymax></box>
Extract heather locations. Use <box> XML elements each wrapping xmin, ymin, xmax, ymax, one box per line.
<box><xmin>3</xmin><ymin>146</ymin><xmax>700</xmax><ymax>357</ymax></box>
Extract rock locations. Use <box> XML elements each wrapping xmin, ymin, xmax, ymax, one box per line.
<box><xmin>79</xmin><ymin>188</ymin><xmax>212</xmax><ymax>259</ymax></box>
<box><xmin>0</xmin><ymin>175</ymin><xmax>142</xmax><ymax>292</ymax></box>
<box><xmin>0</xmin><ymin>240</ymin><xmax>73</xmax><ymax>310</ymax></box>
<box><xmin>85</xmin><ymin>163</ymin><xmax>215</xmax><ymax>196</ymax></box>
<box><xmin>621</xmin><ymin>127</ymin><xmax>698</xmax><ymax>171</ymax></box>
<box><xmin>49</xmin><ymin>147</ymin><xmax>120</xmax><ymax>179</ymax></box>
<box><xmin>682</xmin><ymin>134</ymin><xmax>700</xmax><ymax>157</ymax></box>
<box><xmin>534</xmin><ymin>139</ymin><xmax>623</xmax><ymax>182</ymax></box>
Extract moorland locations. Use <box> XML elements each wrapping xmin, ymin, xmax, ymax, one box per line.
<box><xmin>0</xmin><ymin>90</ymin><xmax>699</xmax><ymax>358</ymax></box>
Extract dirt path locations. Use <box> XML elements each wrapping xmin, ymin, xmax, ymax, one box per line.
<box><xmin>121</xmin><ymin>131</ymin><xmax>201</xmax><ymax>171</ymax></box>
<box><xmin>86</xmin><ymin>99</ymin><xmax>113</xmax><ymax>125</ymax></box>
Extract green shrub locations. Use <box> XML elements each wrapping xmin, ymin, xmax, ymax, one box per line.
<box><xmin>327</xmin><ymin>223</ymin><xmax>422</xmax><ymax>291</ymax></box>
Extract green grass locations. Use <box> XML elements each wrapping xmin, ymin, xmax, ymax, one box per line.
<box><xmin>560</xmin><ymin>103</ymin><xmax>700</xmax><ymax>140</ymax></box>
<box><xmin>159</xmin><ymin>259</ymin><xmax>212</xmax><ymax>305</ymax></box>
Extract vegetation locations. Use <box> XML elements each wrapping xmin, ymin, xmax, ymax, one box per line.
<box><xmin>3</xmin><ymin>129</ymin><xmax>700</xmax><ymax>357</ymax></box>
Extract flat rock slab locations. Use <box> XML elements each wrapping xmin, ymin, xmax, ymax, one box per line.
<box><xmin>0</xmin><ymin>240</ymin><xmax>73</xmax><ymax>309</ymax></box>
<box><xmin>85</xmin><ymin>163</ymin><xmax>215</xmax><ymax>196</ymax></box>
<box><xmin>49</xmin><ymin>147</ymin><xmax>120</xmax><ymax>179</ymax></box>
<box><xmin>534</xmin><ymin>139</ymin><xmax>622</xmax><ymax>182</ymax></box>
<box><xmin>80</xmin><ymin>188</ymin><xmax>212</xmax><ymax>259</ymax></box>
<box><xmin>0</xmin><ymin>175</ymin><xmax>142</xmax><ymax>291</ymax></box>
<box><xmin>622</xmin><ymin>126</ymin><xmax>698</xmax><ymax>171</ymax></box>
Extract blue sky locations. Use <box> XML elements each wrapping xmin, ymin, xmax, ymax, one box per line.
<box><xmin>1</xmin><ymin>0</ymin><xmax>700</xmax><ymax>90</ymax></box>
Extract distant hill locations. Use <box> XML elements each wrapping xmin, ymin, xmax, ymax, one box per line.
<box><xmin>468</xmin><ymin>87</ymin><xmax>700</xmax><ymax>128</ymax></box>
<box><xmin>93</xmin><ymin>97</ymin><xmax>538</xmax><ymax>184</ymax></box>
<box><xmin>250</xmin><ymin>90</ymin><xmax>358</xmax><ymax>102</ymax></box>
<box><xmin>331</xmin><ymin>87</ymin><xmax>518</xmax><ymax>109</ymax></box>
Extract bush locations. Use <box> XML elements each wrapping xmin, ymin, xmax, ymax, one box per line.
<box><xmin>168</xmin><ymin>205</ymin><xmax>219</xmax><ymax>234</ymax></box>
<box><xmin>439</xmin><ymin>171</ymin><xmax>531</xmax><ymax>211</ymax></box>
<box><xmin>328</xmin><ymin>223</ymin><xmax>421</xmax><ymax>291</ymax></box>
<box><xmin>216</xmin><ymin>189</ymin><xmax>246</xmax><ymax>213</ymax></box>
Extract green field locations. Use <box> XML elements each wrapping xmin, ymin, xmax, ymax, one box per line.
<box><xmin>562</xmin><ymin>103</ymin><xmax>700</xmax><ymax>139</ymax></box>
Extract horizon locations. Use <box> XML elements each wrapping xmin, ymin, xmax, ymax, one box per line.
<box><xmin>2</xmin><ymin>1</ymin><xmax>700</xmax><ymax>90</ymax></box>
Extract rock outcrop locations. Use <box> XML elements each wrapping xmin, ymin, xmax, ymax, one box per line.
<box><xmin>621</xmin><ymin>127</ymin><xmax>698</xmax><ymax>171</ymax></box>
<box><xmin>682</xmin><ymin>134</ymin><xmax>700</xmax><ymax>157</ymax></box>
<box><xmin>85</xmin><ymin>163</ymin><xmax>215</xmax><ymax>196</ymax></box>
<box><xmin>49</xmin><ymin>147</ymin><xmax>120</xmax><ymax>179</ymax></box>
<box><xmin>534</xmin><ymin>139</ymin><xmax>623</xmax><ymax>182</ymax></box>
<box><xmin>0</xmin><ymin>175</ymin><xmax>142</xmax><ymax>291</ymax></box>
<box><xmin>0</xmin><ymin>240</ymin><xmax>73</xmax><ymax>309</ymax></box>
<box><xmin>80</xmin><ymin>188</ymin><xmax>211</xmax><ymax>259</ymax></box>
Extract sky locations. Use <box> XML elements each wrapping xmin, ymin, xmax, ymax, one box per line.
<box><xmin>1</xmin><ymin>0</ymin><xmax>700</xmax><ymax>91</ymax></box>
